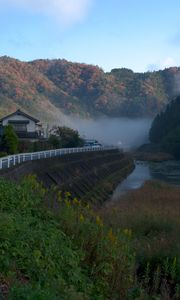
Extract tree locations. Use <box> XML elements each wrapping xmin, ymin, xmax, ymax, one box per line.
<box><xmin>48</xmin><ymin>126</ymin><xmax>84</xmax><ymax>148</ymax></box>
<box><xmin>149</xmin><ymin>96</ymin><xmax>180</xmax><ymax>157</ymax></box>
<box><xmin>1</xmin><ymin>125</ymin><xmax>19</xmax><ymax>154</ymax></box>
<box><xmin>48</xmin><ymin>135</ymin><xmax>61</xmax><ymax>148</ymax></box>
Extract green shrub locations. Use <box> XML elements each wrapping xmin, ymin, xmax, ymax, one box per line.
<box><xmin>0</xmin><ymin>177</ymin><xmax>135</xmax><ymax>299</ymax></box>
<box><xmin>0</xmin><ymin>125</ymin><xmax>19</xmax><ymax>154</ymax></box>
<box><xmin>48</xmin><ymin>135</ymin><xmax>60</xmax><ymax>148</ymax></box>
<box><xmin>0</xmin><ymin>151</ymin><xmax>7</xmax><ymax>157</ymax></box>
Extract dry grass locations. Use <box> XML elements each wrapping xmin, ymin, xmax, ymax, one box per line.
<box><xmin>99</xmin><ymin>181</ymin><xmax>180</xmax><ymax>299</ymax></box>
<box><xmin>101</xmin><ymin>180</ymin><xmax>180</xmax><ymax>234</ymax></box>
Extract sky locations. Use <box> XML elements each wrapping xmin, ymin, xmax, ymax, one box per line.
<box><xmin>0</xmin><ymin>0</ymin><xmax>180</xmax><ymax>72</ymax></box>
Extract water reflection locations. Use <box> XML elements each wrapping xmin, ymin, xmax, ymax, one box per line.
<box><xmin>112</xmin><ymin>160</ymin><xmax>180</xmax><ymax>201</ymax></box>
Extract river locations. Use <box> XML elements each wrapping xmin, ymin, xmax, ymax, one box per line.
<box><xmin>112</xmin><ymin>160</ymin><xmax>180</xmax><ymax>200</ymax></box>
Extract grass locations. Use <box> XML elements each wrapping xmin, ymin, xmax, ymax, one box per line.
<box><xmin>100</xmin><ymin>180</ymin><xmax>180</xmax><ymax>299</ymax></box>
<box><xmin>0</xmin><ymin>176</ymin><xmax>179</xmax><ymax>299</ymax></box>
<box><xmin>0</xmin><ymin>176</ymin><xmax>135</xmax><ymax>300</ymax></box>
<box><xmin>133</xmin><ymin>151</ymin><xmax>174</xmax><ymax>162</ymax></box>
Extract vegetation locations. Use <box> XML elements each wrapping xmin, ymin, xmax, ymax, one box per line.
<box><xmin>149</xmin><ymin>96</ymin><xmax>180</xmax><ymax>158</ymax></box>
<box><xmin>0</xmin><ymin>176</ymin><xmax>134</xmax><ymax>299</ymax></box>
<box><xmin>0</xmin><ymin>125</ymin><xmax>19</xmax><ymax>154</ymax></box>
<box><xmin>17</xmin><ymin>126</ymin><xmax>84</xmax><ymax>154</ymax></box>
<box><xmin>100</xmin><ymin>181</ymin><xmax>180</xmax><ymax>299</ymax></box>
<box><xmin>48</xmin><ymin>126</ymin><xmax>84</xmax><ymax>148</ymax></box>
<box><xmin>0</xmin><ymin>174</ymin><xmax>179</xmax><ymax>299</ymax></box>
<box><xmin>134</xmin><ymin>144</ymin><xmax>174</xmax><ymax>162</ymax></box>
<box><xmin>0</xmin><ymin>56</ymin><xmax>179</xmax><ymax>120</ymax></box>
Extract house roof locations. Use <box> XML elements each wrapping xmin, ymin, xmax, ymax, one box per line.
<box><xmin>0</xmin><ymin>109</ymin><xmax>40</xmax><ymax>123</ymax></box>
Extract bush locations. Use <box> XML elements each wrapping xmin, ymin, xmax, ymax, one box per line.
<box><xmin>0</xmin><ymin>125</ymin><xmax>19</xmax><ymax>154</ymax></box>
<box><xmin>48</xmin><ymin>135</ymin><xmax>60</xmax><ymax>148</ymax></box>
<box><xmin>0</xmin><ymin>151</ymin><xmax>7</xmax><ymax>157</ymax></box>
<box><xmin>19</xmin><ymin>140</ymin><xmax>52</xmax><ymax>153</ymax></box>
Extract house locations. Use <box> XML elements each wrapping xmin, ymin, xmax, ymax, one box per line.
<box><xmin>0</xmin><ymin>109</ymin><xmax>43</xmax><ymax>141</ymax></box>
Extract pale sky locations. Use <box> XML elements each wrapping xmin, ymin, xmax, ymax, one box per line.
<box><xmin>0</xmin><ymin>0</ymin><xmax>180</xmax><ymax>72</ymax></box>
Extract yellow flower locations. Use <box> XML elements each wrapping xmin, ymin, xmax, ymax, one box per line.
<box><xmin>73</xmin><ymin>198</ymin><xmax>80</xmax><ymax>206</ymax></box>
<box><xmin>65</xmin><ymin>191</ymin><xmax>71</xmax><ymax>198</ymax></box>
<box><xmin>123</xmin><ymin>229</ymin><xmax>132</xmax><ymax>238</ymax></box>
<box><xmin>65</xmin><ymin>199</ymin><xmax>71</xmax><ymax>208</ymax></box>
<box><xmin>79</xmin><ymin>214</ymin><xmax>85</xmax><ymax>222</ymax></box>
<box><xmin>108</xmin><ymin>228</ymin><xmax>117</xmax><ymax>244</ymax></box>
<box><xmin>96</xmin><ymin>216</ymin><xmax>103</xmax><ymax>227</ymax></box>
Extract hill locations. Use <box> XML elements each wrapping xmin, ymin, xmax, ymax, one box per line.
<box><xmin>0</xmin><ymin>56</ymin><xmax>180</xmax><ymax>121</ymax></box>
<box><xmin>149</xmin><ymin>96</ymin><xmax>180</xmax><ymax>157</ymax></box>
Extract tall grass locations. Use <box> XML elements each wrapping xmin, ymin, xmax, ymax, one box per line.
<box><xmin>100</xmin><ymin>181</ymin><xmax>180</xmax><ymax>299</ymax></box>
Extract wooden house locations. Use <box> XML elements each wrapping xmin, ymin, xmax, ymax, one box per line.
<box><xmin>0</xmin><ymin>109</ymin><xmax>43</xmax><ymax>141</ymax></box>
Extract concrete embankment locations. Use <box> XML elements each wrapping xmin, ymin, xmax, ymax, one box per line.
<box><xmin>0</xmin><ymin>149</ymin><xmax>134</xmax><ymax>204</ymax></box>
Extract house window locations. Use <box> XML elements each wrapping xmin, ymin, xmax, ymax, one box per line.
<box><xmin>11</xmin><ymin>123</ymin><xmax>27</xmax><ymax>132</ymax></box>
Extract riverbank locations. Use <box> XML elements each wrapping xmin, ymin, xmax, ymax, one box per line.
<box><xmin>100</xmin><ymin>180</ymin><xmax>180</xmax><ymax>299</ymax></box>
<box><xmin>0</xmin><ymin>149</ymin><xmax>134</xmax><ymax>205</ymax></box>
<box><xmin>112</xmin><ymin>159</ymin><xmax>180</xmax><ymax>201</ymax></box>
<box><xmin>133</xmin><ymin>143</ymin><xmax>174</xmax><ymax>162</ymax></box>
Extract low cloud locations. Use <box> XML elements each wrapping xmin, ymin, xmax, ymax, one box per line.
<box><xmin>1</xmin><ymin>0</ymin><xmax>92</xmax><ymax>25</ymax></box>
<box><xmin>66</xmin><ymin>117</ymin><xmax>152</xmax><ymax>150</ymax></box>
<box><xmin>161</xmin><ymin>57</ymin><xmax>176</xmax><ymax>69</ymax></box>
<box><xmin>147</xmin><ymin>57</ymin><xmax>176</xmax><ymax>71</ymax></box>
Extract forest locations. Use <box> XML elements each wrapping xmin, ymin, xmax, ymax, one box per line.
<box><xmin>149</xmin><ymin>96</ymin><xmax>180</xmax><ymax>158</ymax></box>
<box><xmin>0</xmin><ymin>56</ymin><xmax>179</xmax><ymax>122</ymax></box>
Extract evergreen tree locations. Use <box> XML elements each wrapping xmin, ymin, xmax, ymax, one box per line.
<box><xmin>1</xmin><ymin>125</ymin><xmax>19</xmax><ymax>154</ymax></box>
<box><xmin>149</xmin><ymin>96</ymin><xmax>180</xmax><ymax>157</ymax></box>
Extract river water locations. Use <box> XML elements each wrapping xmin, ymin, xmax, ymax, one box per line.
<box><xmin>112</xmin><ymin>160</ymin><xmax>180</xmax><ymax>200</ymax></box>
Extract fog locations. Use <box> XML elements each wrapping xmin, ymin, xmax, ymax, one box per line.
<box><xmin>64</xmin><ymin>117</ymin><xmax>153</xmax><ymax>150</ymax></box>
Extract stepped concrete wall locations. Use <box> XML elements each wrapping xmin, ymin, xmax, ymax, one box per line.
<box><xmin>0</xmin><ymin>149</ymin><xmax>134</xmax><ymax>204</ymax></box>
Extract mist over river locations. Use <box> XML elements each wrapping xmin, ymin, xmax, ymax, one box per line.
<box><xmin>61</xmin><ymin>116</ymin><xmax>180</xmax><ymax>199</ymax></box>
<box><xmin>66</xmin><ymin>117</ymin><xmax>152</xmax><ymax>149</ymax></box>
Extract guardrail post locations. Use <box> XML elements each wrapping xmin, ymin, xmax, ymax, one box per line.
<box><xmin>7</xmin><ymin>157</ymin><xmax>10</xmax><ymax>168</ymax></box>
<box><xmin>0</xmin><ymin>159</ymin><xmax>2</xmax><ymax>169</ymax></box>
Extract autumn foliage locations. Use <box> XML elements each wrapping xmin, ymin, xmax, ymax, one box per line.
<box><xmin>0</xmin><ymin>56</ymin><xmax>178</xmax><ymax>120</ymax></box>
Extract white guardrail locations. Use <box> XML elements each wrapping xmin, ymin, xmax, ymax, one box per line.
<box><xmin>0</xmin><ymin>146</ymin><xmax>116</xmax><ymax>170</ymax></box>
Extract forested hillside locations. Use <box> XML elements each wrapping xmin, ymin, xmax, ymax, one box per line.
<box><xmin>149</xmin><ymin>96</ymin><xmax>180</xmax><ymax>157</ymax></box>
<box><xmin>0</xmin><ymin>56</ymin><xmax>179</xmax><ymax>121</ymax></box>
